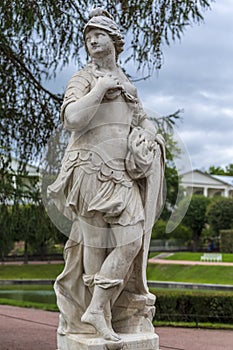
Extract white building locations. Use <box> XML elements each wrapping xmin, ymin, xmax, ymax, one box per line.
<box><xmin>181</xmin><ymin>169</ymin><xmax>233</xmax><ymax>198</ymax></box>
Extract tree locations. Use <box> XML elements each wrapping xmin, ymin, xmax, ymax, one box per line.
<box><xmin>11</xmin><ymin>201</ymin><xmax>62</xmax><ymax>263</ymax></box>
<box><xmin>0</xmin><ymin>204</ymin><xmax>14</xmax><ymax>259</ymax></box>
<box><xmin>152</xmin><ymin>218</ymin><xmax>191</xmax><ymax>243</ymax></box>
<box><xmin>0</xmin><ymin>0</ymin><xmax>213</xmax><ymax>167</ymax></box>
<box><xmin>225</xmin><ymin>164</ymin><xmax>233</xmax><ymax>175</ymax></box>
<box><xmin>207</xmin><ymin>197</ymin><xmax>233</xmax><ymax>234</ymax></box>
<box><xmin>207</xmin><ymin>163</ymin><xmax>233</xmax><ymax>176</ymax></box>
<box><xmin>207</xmin><ymin>166</ymin><xmax>226</xmax><ymax>175</ymax></box>
<box><xmin>180</xmin><ymin>194</ymin><xmax>210</xmax><ymax>251</ymax></box>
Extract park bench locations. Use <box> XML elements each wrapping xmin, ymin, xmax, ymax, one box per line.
<box><xmin>200</xmin><ymin>253</ymin><xmax>222</xmax><ymax>262</ymax></box>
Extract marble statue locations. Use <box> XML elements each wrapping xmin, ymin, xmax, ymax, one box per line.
<box><xmin>48</xmin><ymin>8</ymin><xmax>165</xmax><ymax>350</ymax></box>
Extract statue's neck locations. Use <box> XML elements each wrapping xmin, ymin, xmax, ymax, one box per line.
<box><xmin>92</xmin><ymin>55</ymin><xmax>117</xmax><ymax>72</ymax></box>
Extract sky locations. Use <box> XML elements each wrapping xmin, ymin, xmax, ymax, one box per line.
<box><xmin>48</xmin><ymin>0</ymin><xmax>233</xmax><ymax>173</ymax></box>
<box><xmin>135</xmin><ymin>0</ymin><xmax>233</xmax><ymax>172</ymax></box>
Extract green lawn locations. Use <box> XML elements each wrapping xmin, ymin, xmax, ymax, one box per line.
<box><xmin>0</xmin><ymin>298</ymin><xmax>58</xmax><ymax>311</ymax></box>
<box><xmin>161</xmin><ymin>252</ymin><xmax>233</xmax><ymax>262</ymax></box>
<box><xmin>148</xmin><ymin>252</ymin><xmax>161</xmax><ymax>259</ymax></box>
<box><xmin>1</xmin><ymin>260</ymin><xmax>233</xmax><ymax>286</ymax></box>
<box><xmin>147</xmin><ymin>263</ymin><xmax>233</xmax><ymax>285</ymax></box>
<box><xmin>0</xmin><ymin>264</ymin><xmax>64</xmax><ymax>280</ymax></box>
<box><xmin>0</xmin><ymin>284</ymin><xmax>54</xmax><ymax>291</ymax></box>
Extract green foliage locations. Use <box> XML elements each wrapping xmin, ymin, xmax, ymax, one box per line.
<box><xmin>0</xmin><ymin>165</ymin><xmax>15</xmax><ymax>204</ymax></box>
<box><xmin>151</xmin><ymin>219</ymin><xmax>167</xmax><ymax>239</ymax></box>
<box><xmin>207</xmin><ymin>197</ymin><xmax>233</xmax><ymax>234</ymax></box>
<box><xmin>207</xmin><ymin>165</ymin><xmax>226</xmax><ymax>175</ymax></box>
<box><xmin>152</xmin><ymin>219</ymin><xmax>191</xmax><ymax>243</ymax></box>
<box><xmin>152</xmin><ymin>289</ymin><xmax>233</xmax><ymax>324</ymax></box>
<box><xmin>0</xmin><ymin>156</ymin><xmax>41</xmax><ymax>205</ymax></box>
<box><xmin>0</xmin><ymin>205</ymin><xmax>14</xmax><ymax>258</ymax></box>
<box><xmin>169</xmin><ymin>223</ymin><xmax>192</xmax><ymax>242</ymax></box>
<box><xmin>161</xmin><ymin>162</ymin><xmax>180</xmax><ymax>220</ymax></box>
<box><xmin>180</xmin><ymin>195</ymin><xmax>210</xmax><ymax>250</ymax></box>
<box><xmin>182</xmin><ymin>195</ymin><xmax>210</xmax><ymax>234</ymax></box>
<box><xmin>220</xmin><ymin>230</ymin><xmax>233</xmax><ymax>253</ymax></box>
<box><xmin>12</xmin><ymin>202</ymin><xmax>64</xmax><ymax>259</ymax></box>
<box><xmin>0</xmin><ymin>201</ymin><xmax>64</xmax><ymax>260</ymax></box>
<box><xmin>207</xmin><ymin>163</ymin><xmax>233</xmax><ymax>175</ymax></box>
<box><xmin>225</xmin><ymin>164</ymin><xmax>233</xmax><ymax>175</ymax></box>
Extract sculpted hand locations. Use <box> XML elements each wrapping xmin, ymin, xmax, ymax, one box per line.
<box><xmin>97</xmin><ymin>74</ymin><xmax>123</xmax><ymax>94</ymax></box>
<box><xmin>129</xmin><ymin>127</ymin><xmax>159</xmax><ymax>159</ymax></box>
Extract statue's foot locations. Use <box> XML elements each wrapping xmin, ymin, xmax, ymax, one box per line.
<box><xmin>81</xmin><ymin>309</ymin><xmax>121</xmax><ymax>342</ymax></box>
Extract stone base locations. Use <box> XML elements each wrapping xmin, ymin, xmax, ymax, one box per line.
<box><xmin>57</xmin><ymin>332</ymin><xmax>159</xmax><ymax>350</ymax></box>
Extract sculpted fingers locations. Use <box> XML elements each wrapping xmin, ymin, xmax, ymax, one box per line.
<box><xmin>98</xmin><ymin>74</ymin><xmax>123</xmax><ymax>92</ymax></box>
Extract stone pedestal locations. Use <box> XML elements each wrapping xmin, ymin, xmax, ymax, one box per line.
<box><xmin>57</xmin><ymin>332</ymin><xmax>159</xmax><ymax>350</ymax></box>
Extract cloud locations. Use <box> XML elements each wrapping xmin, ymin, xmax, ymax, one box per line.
<box><xmin>134</xmin><ymin>0</ymin><xmax>233</xmax><ymax>170</ymax></box>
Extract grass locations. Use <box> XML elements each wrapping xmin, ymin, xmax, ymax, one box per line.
<box><xmin>1</xmin><ymin>259</ymin><xmax>232</xmax><ymax>286</ymax></box>
<box><xmin>0</xmin><ymin>284</ymin><xmax>54</xmax><ymax>291</ymax></box>
<box><xmin>0</xmin><ymin>263</ymin><xmax>64</xmax><ymax>280</ymax></box>
<box><xmin>147</xmin><ymin>263</ymin><xmax>233</xmax><ymax>285</ymax></box>
<box><xmin>148</xmin><ymin>252</ymin><xmax>161</xmax><ymax>259</ymax></box>
<box><xmin>0</xmin><ymin>297</ymin><xmax>58</xmax><ymax>311</ymax></box>
<box><xmin>163</xmin><ymin>252</ymin><xmax>233</xmax><ymax>262</ymax></box>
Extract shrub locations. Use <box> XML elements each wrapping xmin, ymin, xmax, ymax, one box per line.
<box><xmin>207</xmin><ymin>197</ymin><xmax>233</xmax><ymax>234</ymax></box>
<box><xmin>220</xmin><ymin>230</ymin><xmax>233</xmax><ymax>253</ymax></box>
<box><xmin>170</xmin><ymin>223</ymin><xmax>192</xmax><ymax>242</ymax></box>
<box><xmin>151</xmin><ymin>289</ymin><xmax>233</xmax><ymax>324</ymax></box>
<box><xmin>152</xmin><ymin>219</ymin><xmax>191</xmax><ymax>242</ymax></box>
<box><xmin>151</xmin><ymin>220</ymin><xmax>167</xmax><ymax>240</ymax></box>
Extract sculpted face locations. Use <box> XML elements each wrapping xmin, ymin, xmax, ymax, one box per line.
<box><xmin>85</xmin><ymin>28</ymin><xmax>115</xmax><ymax>58</ymax></box>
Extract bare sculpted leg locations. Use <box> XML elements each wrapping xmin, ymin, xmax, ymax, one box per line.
<box><xmin>80</xmin><ymin>215</ymin><xmax>143</xmax><ymax>341</ymax></box>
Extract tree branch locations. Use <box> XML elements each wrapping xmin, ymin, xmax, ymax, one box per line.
<box><xmin>1</xmin><ymin>37</ymin><xmax>63</xmax><ymax>103</ymax></box>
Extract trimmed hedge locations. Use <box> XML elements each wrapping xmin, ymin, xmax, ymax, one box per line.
<box><xmin>151</xmin><ymin>289</ymin><xmax>233</xmax><ymax>324</ymax></box>
<box><xmin>220</xmin><ymin>230</ymin><xmax>233</xmax><ymax>253</ymax></box>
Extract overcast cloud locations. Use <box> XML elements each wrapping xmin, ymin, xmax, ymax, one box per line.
<box><xmin>135</xmin><ymin>0</ymin><xmax>233</xmax><ymax>171</ymax></box>
<box><xmin>48</xmin><ymin>0</ymin><xmax>233</xmax><ymax>172</ymax></box>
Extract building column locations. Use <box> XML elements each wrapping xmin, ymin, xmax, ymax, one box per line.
<box><xmin>203</xmin><ymin>186</ymin><xmax>208</xmax><ymax>197</ymax></box>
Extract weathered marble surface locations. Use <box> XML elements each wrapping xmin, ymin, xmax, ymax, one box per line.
<box><xmin>48</xmin><ymin>7</ymin><xmax>165</xmax><ymax>350</ymax></box>
<box><xmin>57</xmin><ymin>332</ymin><xmax>159</xmax><ymax>350</ymax></box>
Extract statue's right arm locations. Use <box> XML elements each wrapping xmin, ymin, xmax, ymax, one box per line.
<box><xmin>63</xmin><ymin>83</ymin><xmax>105</xmax><ymax>131</ymax></box>
<box><xmin>63</xmin><ymin>74</ymin><xmax>122</xmax><ymax>131</ymax></box>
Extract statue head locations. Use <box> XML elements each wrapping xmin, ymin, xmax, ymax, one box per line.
<box><xmin>83</xmin><ymin>8</ymin><xmax>124</xmax><ymax>60</ymax></box>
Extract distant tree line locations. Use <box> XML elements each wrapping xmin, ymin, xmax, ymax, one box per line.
<box><xmin>152</xmin><ymin>164</ymin><xmax>233</xmax><ymax>252</ymax></box>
